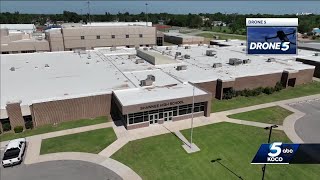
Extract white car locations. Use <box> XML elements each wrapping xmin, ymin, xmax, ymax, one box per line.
<box><xmin>2</xmin><ymin>138</ymin><xmax>26</xmax><ymax>167</ymax></box>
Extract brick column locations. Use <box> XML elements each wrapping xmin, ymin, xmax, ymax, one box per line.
<box><xmin>281</xmin><ymin>71</ymin><xmax>289</xmax><ymax>88</ymax></box>
<box><xmin>215</xmin><ymin>79</ymin><xmax>223</xmax><ymax>100</ymax></box>
<box><xmin>204</xmin><ymin>100</ymin><xmax>211</xmax><ymax>117</ymax></box>
<box><xmin>6</xmin><ymin>102</ymin><xmax>25</xmax><ymax>128</ymax></box>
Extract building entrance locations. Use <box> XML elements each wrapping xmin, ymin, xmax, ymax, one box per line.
<box><xmin>149</xmin><ymin>113</ymin><xmax>159</xmax><ymax>125</ymax></box>
<box><xmin>163</xmin><ymin>111</ymin><xmax>173</xmax><ymax>122</ymax></box>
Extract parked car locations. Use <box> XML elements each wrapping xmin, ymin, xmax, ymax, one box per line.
<box><xmin>2</xmin><ymin>138</ymin><xmax>26</xmax><ymax>167</ymax></box>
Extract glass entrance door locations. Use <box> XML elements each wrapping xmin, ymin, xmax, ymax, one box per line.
<box><xmin>149</xmin><ymin>113</ymin><xmax>159</xmax><ymax>125</ymax></box>
<box><xmin>164</xmin><ymin>111</ymin><xmax>173</xmax><ymax>122</ymax></box>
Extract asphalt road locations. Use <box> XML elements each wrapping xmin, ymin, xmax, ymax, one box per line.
<box><xmin>0</xmin><ymin>150</ymin><xmax>122</xmax><ymax>180</ymax></box>
<box><xmin>289</xmin><ymin>99</ymin><xmax>320</xmax><ymax>143</ymax></box>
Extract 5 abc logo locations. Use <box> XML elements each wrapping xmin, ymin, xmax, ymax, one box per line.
<box><xmin>267</xmin><ymin>142</ymin><xmax>294</xmax><ymax>162</ymax></box>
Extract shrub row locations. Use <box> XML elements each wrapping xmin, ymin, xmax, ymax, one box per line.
<box><xmin>223</xmin><ymin>82</ymin><xmax>284</xmax><ymax>100</ymax></box>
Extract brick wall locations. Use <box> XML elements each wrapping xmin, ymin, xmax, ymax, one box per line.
<box><xmin>194</xmin><ymin>80</ymin><xmax>217</xmax><ymax>98</ymax></box>
<box><xmin>172</xmin><ymin>112</ymin><xmax>204</xmax><ymax>121</ymax></box>
<box><xmin>294</xmin><ymin>69</ymin><xmax>315</xmax><ymax>85</ymax></box>
<box><xmin>234</xmin><ymin>73</ymin><xmax>283</xmax><ymax>90</ymax></box>
<box><xmin>6</xmin><ymin>103</ymin><xmax>25</xmax><ymax>128</ymax></box>
<box><xmin>31</xmin><ymin>94</ymin><xmax>111</xmax><ymax>126</ymax></box>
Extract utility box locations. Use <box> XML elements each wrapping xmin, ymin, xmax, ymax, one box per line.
<box><xmin>140</xmin><ymin>79</ymin><xmax>153</xmax><ymax>86</ymax></box>
<box><xmin>128</xmin><ymin>54</ymin><xmax>136</xmax><ymax>59</ymax></box>
<box><xmin>212</xmin><ymin>63</ymin><xmax>222</xmax><ymax>68</ymax></box>
<box><xmin>147</xmin><ymin>74</ymin><xmax>155</xmax><ymax>81</ymax></box>
<box><xmin>242</xmin><ymin>59</ymin><xmax>251</xmax><ymax>64</ymax></box>
<box><xmin>229</xmin><ymin>58</ymin><xmax>242</xmax><ymax>65</ymax></box>
<box><xmin>176</xmin><ymin>65</ymin><xmax>187</xmax><ymax>71</ymax></box>
<box><xmin>184</xmin><ymin>54</ymin><xmax>191</xmax><ymax>59</ymax></box>
<box><xmin>267</xmin><ymin>57</ymin><xmax>276</xmax><ymax>62</ymax></box>
<box><xmin>135</xmin><ymin>59</ymin><xmax>144</xmax><ymax>64</ymax></box>
<box><xmin>206</xmin><ymin>50</ymin><xmax>217</xmax><ymax>56</ymax></box>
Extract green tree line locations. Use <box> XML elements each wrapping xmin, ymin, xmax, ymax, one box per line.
<box><xmin>0</xmin><ymin>11</ymin><xmax>319</xmax><ymax>33</ymax></box>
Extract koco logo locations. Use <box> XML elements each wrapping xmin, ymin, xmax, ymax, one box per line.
<box><xmin>267</xmin><ymin>142</ymin><xmax>294</xmax><ymax>162</ymax></box>
<box><xmin>249</xmin><ymin>42</ymin><xmax>290</xmax><ymax>51</ymax></box>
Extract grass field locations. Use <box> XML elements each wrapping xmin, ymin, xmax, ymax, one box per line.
<box><xmin>112</xmin><ymin>122</ymin><xmax>320</xmax><ymax>180</ymax></box>
<box><xmin>0</xmin><ymin>116</ymin><xmax>108</xmax><ymax>142</ymax></box>
<box><xmin>196</xmin><ymin>32</ymin><xmax>246</xmax><ymax>40</ymax></box>
<box><xmin>228</xmin><ymin>106</ymin><xmax>293</xmax><ymax>125</ymax></box>
<box><xmin>212</xmin><ymin>81</ymin><xmax>320</xmax><ymax>112</ymax></box>
<box><xmin>40</xmin><ymin>128</ymin><xmax>116</xmax><ymax>154</ymax></box>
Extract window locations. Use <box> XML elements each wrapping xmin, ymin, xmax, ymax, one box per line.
<box><xmin>111</xmin><ymin>35</ymin><xmax>115</xmax><ymax>39</ymax></box>
<box><xmin>81</xmin><ymin>36</ymin><xmax>85</xmax><ymax>40</ymax></box>
<box><xmin>126</xmin><ymin>35</ymin><xmax>129</xmax><ymax>38</ymax></box>
<box><xmin>1</xmin><ymin>52</ymin><xmax>9</xmax><ymax>54</ymax></box>
<box><xmin>96</xmin><ymin>35</ymin><xmax>100</xmax><ymax>39</ymax></box>
<box><xmin>139</xmin><ymin>34</ymin><xmax>143</xmax><ymax>38</ymax></box>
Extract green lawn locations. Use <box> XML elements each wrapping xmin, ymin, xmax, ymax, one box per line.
<box><xmin>40</xmin><ymin>128</ymin><xmax>116</xmax><ymax>154</ymax></box>
<box><xmin>112</xmin><ymin>123</ymin><xmax>320</xmax><ymax>180</ymax></box>
<box><xmin>228</xmin><ymin>106</ymin><xmax>293</xmax><ymax>125</ymax></box>
<box><xmin>212</xmin><ymin>81</ymin><xmax>320</xmax><ymax>112</ymax></box>
<box><xmin>0</xmin><ymin>116</ymin><xmax>109</xmax><ymax>142</ymax></box>
<box><xmin>196</xmin><ymin>32</ymin><xmax>246</xmax><ymax>40</ymax></box>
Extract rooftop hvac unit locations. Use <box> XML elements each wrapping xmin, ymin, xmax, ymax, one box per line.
<box><xmin>147</xmin><ymin>74</ymin><xmax>155</xmax><ymax>81</ymax></box>
<box><xmin>242</xmin><ymin>59</ymin><xmax>251</xmax><ymax>64</ymax></box>
<box><xmin>10</xmin><ymin>67</ymin><xmax>15</xmax><ymax>71</ymax></box>
<box><xmin>178</xmin><ymin>44</ymin><xmax>183</xmax><ymax>47</ymax></box>
<box><xmin>176</xmin><ymin>65</ymin><xmax>187</xmax><ymax>71</ymax></box>
<box><xmin>242</xmin><ymin>48</ymin><xmax>246</xmax><ymax>51</ymax></box>
<box><xmin>214</xmin><ymin>36</ymin><xmax>219</xmax><ymax>39</ymax></box>
<box><xmin>166</xmin><ymin>46</ymin><xmax>172</xmax><ymax>50</ymax></box>
<box><xmin>212</xmin><ymin>63</ymin><xmax>222</xmax><ymax>68</ymax></box>
<box><xmin>36</xmin><ymin>36</ymin><xmax>43</xmax><ymax>40</ymax></box>
<box><xmin>206</xmin><ymin>50</ymin><xmax>217</xmax><ymax>56</ymax></box>
<box><xmin>185</xmin><ymin>46</ymin><xmax>191</xmax><ymax>49</ymax></box>
<box><xmin>143</xmin><ymin>47</ymin><xmax>148</xmax><ymax>51</ymax></box>
<box><xmin>229</xmin><ymin>58</ymin><xmax>242</xmax><ymax>65</ymax></box>
<box><xmin>208</xmin><ymin>45</ymin><xmax>214</xmax><ymax>48</ymax></box>
<box><xmin>198</xmin><ymin>43</ymin><xmax>203</xmax><ymax>46</ymax></box>
<box><xmin>135</xmin><ymin>59</ymin><xmax>144</xmax><ymax>64</ymax></box>
<box><xmin>267</xmin><ymin>57</ymin><xmax>276</xmax><ymax>62</ymax></box>
<box><xmin>128</xmin><ymin>54</ymin><xmax>136</xmax><ymax>59</ymax></box>
<box><xmin>45</xmin><ymin>64</ymin><xmax>50</xmax><ymax>67</ymax></box>
<box><xmin>140</xmin><ymin>79</ymin><xmax>153</xmax><ymax>87</ymax></box>
<box><xmin>110</xmin><ymin>47</ymin><xmax>116</xmax><ymax>51</ymax></box>
<box><xmin>315</xmin><ymin>53</ymin><xmax>320</xmax><ymax>56</ymax></box>
<box><xmin>184</xmin><ymin>54</ymin><xmax>190</xmax><ymax>59</ymax></box>
<box><xmin>226</xmin><ymin>39</ymin><xmax>230</xmax><ymax>42</ymax></box>
<box><xmin>176</xmin><ymin>52</ymin><xmax>182</xmax><ymax>56</ymax></box>
<box><xmin>240</xmin><ymin>42</ymin><xmax>244</xmax><ymax>46</ymax></box>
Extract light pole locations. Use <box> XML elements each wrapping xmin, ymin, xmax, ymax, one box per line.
<box><xmin>145</xmin><ymin>3</ymin><xmax>148</xmax><ymax>26</ymax></box>
<box><xmin>262</xmin><ymin>124</ymin><xmax>278</xmax><ymax>180</ymax></box>
<box><xmin>190</xmin><ymin>85</ymin><xmax>195</xmax><ymax>148</ymax></box>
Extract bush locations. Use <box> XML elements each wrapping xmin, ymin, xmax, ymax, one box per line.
<box><xmin>263</xmin><ymin>87</ymin><xmax>274</xmax><ymax>95</ymax></box>
<box><xmin>2</xmin><ymin>123</ymin><xmax>11</xmax><ymax>132</ymax></box>
<box><xmin>275</xmin><ymin>82</ymin><xmax>284</xmax><ymax>92</ymax></box>
<box><xmin>25</xmin><ymin>121</ymin><xmax>34</xmax><ymax>129</ymax></box>
<box><xmin>14</xmin><ymin>126</ymin><xmax>24</xmax><ymax>133</ymax></box>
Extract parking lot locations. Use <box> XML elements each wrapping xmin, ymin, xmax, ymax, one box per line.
<box><xmin>289</xmin><ymin>99</ymin><xmax>320</xmax><ymax>143</ymax></box>
<box><xmin>0</xmin><ymin>150</ymin><xmax>122</xmax><ymax>180</ymax></box>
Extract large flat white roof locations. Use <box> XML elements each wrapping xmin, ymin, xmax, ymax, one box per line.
<box><xmin>1</xmin><ymin>44</ymin><xmax>316</xmax><ymax>111</ymax></box>
<box><xmin>0</xmin><ymin>50</ymin><xmax>135</xmax><ymax>109</ymax></box>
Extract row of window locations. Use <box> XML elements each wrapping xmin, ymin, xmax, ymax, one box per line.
<box><xmin>125</xmin><ymin>102</ymin><xmax>205</xmax><ymax>125</ymax></box>
<box><xmin>81</xmin><ymin>34</ymin><xmax>143</xmax><ymax>40</ymax></box>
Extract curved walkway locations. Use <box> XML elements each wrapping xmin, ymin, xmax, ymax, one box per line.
<box><xmin>36</xmin><ymin>152</ymin><xmax>142</xmax><ymax>180</ymax></box>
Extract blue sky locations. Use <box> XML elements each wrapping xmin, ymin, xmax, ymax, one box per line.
<box><xmin>1</xmin><ymin>1</ymin><xmax>320</xmax><ymax>14</ymax></box>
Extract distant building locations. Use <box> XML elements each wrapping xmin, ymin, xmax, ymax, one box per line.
<box><xmin>1</xmin><ymin>22</ymin><xmax>157</xmax><ymax>54</ymax></box>
<box><xmin>312</xmin><ymin>28</ymin><xmax>320</xmax><ymax>36</ymax></box>
<box><xmin>0</xmin><ymin>28</ymin><xmax>50</xmax><ymax>54</ymax></box>
<box><xmin>0</xmin><ymin>24</ymin><xmax>36</xmax><ymax>34</ymax></box>
<box><xmin>163</xmin><ymin>32</ymin><xmax>204</xmax><ymax>45</ymax></box>
<box><xmin>212</xmin><ymin>21</ymin><xmax>227</xmax><ymax>27</ymax></box>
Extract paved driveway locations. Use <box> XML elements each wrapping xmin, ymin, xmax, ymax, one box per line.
<box><xmin>0</xmin><ymin>154</ymin><xmax>122</xmax><ymax>180</ymax></box>
<box><xmin>289</xmin><ymin>99</ymin><xmax>320</xmax><ymax>143</ymax></box>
